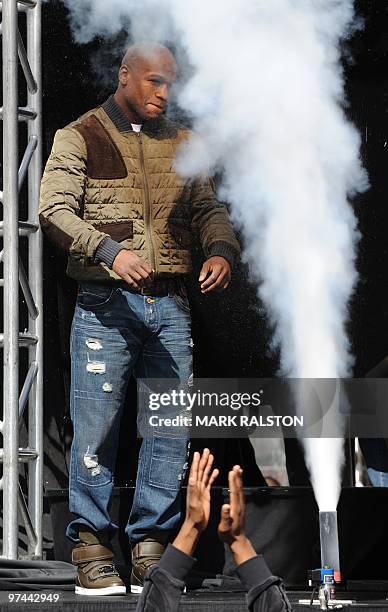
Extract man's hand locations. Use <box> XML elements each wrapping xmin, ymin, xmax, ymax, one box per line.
<box><xmin>112</xmin><ymin>249</ymin><xmax>153</xmax><ymax>289</ymax></box>
<box><xmin>199</xmin><ymin>256</ymin><xmax>231</xmax><ymax>293</ymax></box>
<box><xmin>185</xmin><ymin>449</ymin><xmax>219</xmax><ymax>531</ymax></box>
<box><xmin>217</xmin><ymin>465</ymin><xmax>257</xmax><ymax>566</ymax></box>
<box><xmin>173</xmin><ymin>449</ymin><xmax>219</xmax><ymax>556</ymax></box>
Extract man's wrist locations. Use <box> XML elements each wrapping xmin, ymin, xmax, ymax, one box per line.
<box><xmin>207</xmin><ymin>240</ymin><xmax>237</xmax><ymax>269</ymax></box>
<box><xmin>229</xmin><ymin>536</ymin><xmax>257</xmax><ymax>566</ymax></box>
<box><xmin>172</xmin><ymin>520</ymin><xmax>202</xmax><ymax>557</ymax></box>
<box><xmin>94</xmin><ymin>236</ymin><xmax>125</xmax><ymax>268</ymax></box>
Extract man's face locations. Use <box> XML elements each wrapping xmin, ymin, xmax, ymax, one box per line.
<box><xmin>119</xmin><ymin>50</ymin><xmax>177</xmax><ymax>122</ymax></box>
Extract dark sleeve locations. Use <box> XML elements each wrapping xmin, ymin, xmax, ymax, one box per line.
<box><xmin>135</xmin><ymin>544</ymin><xmax>196</xmax><ymax>612</ymax></box>
<box><xmin>190</xmin><ymin>176</ymin><xmax>240</xmax><ymax>268</ymax></box>
<box><xmin>207</xmin><ymin>240</ymin><xmax>238</xmax><ymax>268</ymax></box>
<box><xmin>94</xmin><ymin>236</ymin><xmax>125</xmax><ymax>268</ymax></box>
<box><xmin>235</xmin><ymin>555</ymin><xmax>292</xmax><ymax>612</ymax></box>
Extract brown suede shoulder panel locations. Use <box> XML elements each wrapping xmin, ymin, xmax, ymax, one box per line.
<box><xmin>73</xmin><ymin>115</ymin><xmax>127</xmax><ymax>180</ymax></box>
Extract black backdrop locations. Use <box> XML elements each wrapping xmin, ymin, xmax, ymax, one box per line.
<box><xmin>40</xmin><ymin>1</ymin><xmax>388</xmax><ymax>496</ymax></box>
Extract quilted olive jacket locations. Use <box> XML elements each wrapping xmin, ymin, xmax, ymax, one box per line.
<box><xmin>39</xmin><ymin>96</ymin><xmax>239</xmax><ymax>282</ymax></box>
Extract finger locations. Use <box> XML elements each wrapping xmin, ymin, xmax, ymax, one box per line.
<box><xmin>130</xmin><ymin>270</ymin><xmax>145</xmax><ymax>283</ymax></box>
<box><xmin>188</xmin><ymin>451</ymin><xmax>200</xmax><ymax>486</ymax></box>
<box><xmin>123</xmin><ymin>274</ymin><xmax>141</xmax><ymax>290</ymax></box>
<box><xmin>201</xmin><ymin>273</ymin><xmax>224</xmax><ymax>293</ymax></box>
<box><xmin>198</xmin><ymin>264</ymin><xmax>211</xmax><ymax>283</ymax></box>
<box><xmin>221</xmin><ymin>281</ymin><xmax>229</xmax><ymax>290</ymax></box>
<box><xmin>208</xmin><ymin>467</ymin><xmax>219</xmax><ymax>488</ymax></box>
<box><xmin>201</xmin><ymin>279</ymin><xmax>224</xmax><ymax>294</ymax></box>
<box><xmin>200</xmin><ymin>267</ymin><xmax>220</xmax><ymax>289</ymax></box>
<box><xmin>208</xmin><ymin>276</ymin><xmax>228</xmax><ymax>292</ymax></box>
<box><xmin>237</xmin><ymin>467</ymin><xmax>245</xmax><ymax>508</ymax></box>
<box><xmin>197</xmin><ymin>448</ymin><xmax>209</xmax><ymax>483</ymax></box>
<box><xmin>229</xmin><ymin>470</ymin><xmax>240</xmax><ymax>494</ymax></box>
<box><xmin>228</xmin><ymin>470</ymin><xmax>240</xmax><ymax>515</ymax></box>
<box><xmin>136</xmin><ymin>266</ymin><xmax>153</xmax><ymax>281</ymax></box>
<box><xmin>221</xmin><ymin>503</ymin><xmax>231</xmax><ymax>515</ymax></box>
<box><xmin>233</xmin><ymin>467</ymin><xmax>244</xmax><ymax>508</ymax></box>
<box><xmin>201</xmin><ymin>266</ymin><xmax>230</xmax><ymax>293</ymax></box>
<box><xmin>232</xmin><ymin>465</ymin><xmax>243</xmax><ymax>496</ymax></box>
<box><xmin>219</xmin><ymin>504</ymin><xmax>232</xmax><ymax>529</ymax></box>
<box><xmin>202</xmin><ymin>452</ymin><xmax>214</xmax><ymax>485</ymax></box>
<box><xmin>223</xmin><ymin>271</ymin><xmax>231</xmax><ymax>286</ymax></box>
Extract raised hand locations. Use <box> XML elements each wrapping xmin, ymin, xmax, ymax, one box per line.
<box><xmin>185</xmin><ymin>449</ymin><xmax>219</xmax><ymax>531</ymax></box>
<box><xmin>173</xmin><ymin>449</ymin><xmax>219</xmax><ymax>556</ymax></box>
<box><xmin>217</xmin><ymin>465</ymin><xmax>257</xmax><ymax>566</ymax></box>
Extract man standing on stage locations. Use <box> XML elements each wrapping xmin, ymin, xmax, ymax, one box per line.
<box><xmin>39</xmin><ymin>43</ymin><xmax>239</xmax><ymax>595</ymax></box>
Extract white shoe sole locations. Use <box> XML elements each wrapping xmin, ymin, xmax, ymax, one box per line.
<box><xmin>130</xmin><ymin>584</ymin><xmax>186</xmax><ymax>595</ymax></box>
<box><xmin>75</xmin><ymin>585</ymin><xmax>126</xmax><ymax>596</ymax></box>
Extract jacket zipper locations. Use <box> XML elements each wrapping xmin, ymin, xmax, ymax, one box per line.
<box><xmin>137</xmin><ymin>132</ymin><xmax>157</xmax><ymax>272</ymax></box>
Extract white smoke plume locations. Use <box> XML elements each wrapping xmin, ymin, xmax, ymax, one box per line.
<box><xmin>56</xmin><ymin>0</ymin><xmax>368</xmax><ymax>510</ymax></box>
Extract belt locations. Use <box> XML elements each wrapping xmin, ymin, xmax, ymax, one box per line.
<box><xmin>118</xmin><ymin>277</ymin><xmax>186</xmax><ymax>297</ymax></box>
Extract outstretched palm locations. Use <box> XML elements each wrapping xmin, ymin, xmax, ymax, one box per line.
<box><xmin>186</xmin><ymin>449</ymin><xmax>219</xmax><ymax>532</ymax></box>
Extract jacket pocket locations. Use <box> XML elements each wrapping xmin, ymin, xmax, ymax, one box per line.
<box><xmin>95</xmin><ymin>220</ymin><xmax>133</xmax><ymax>243</ymax></box>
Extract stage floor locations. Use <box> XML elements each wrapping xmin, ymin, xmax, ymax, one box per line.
<box><xmin>1</xmin><ymin>590</ymin><xmax>388</xmax><ymax>611</ymax></box>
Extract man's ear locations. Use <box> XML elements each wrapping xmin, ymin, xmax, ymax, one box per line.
<box><xmin>118</xmin><ymin>64</ymin><xmax>129</xmax><ymax>86</ymax></box>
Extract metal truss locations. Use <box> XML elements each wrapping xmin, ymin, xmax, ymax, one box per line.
<box><xmin>0</xmin><ymin>0</ymin><xmax>42</xmax><ymax>559</ymax></box>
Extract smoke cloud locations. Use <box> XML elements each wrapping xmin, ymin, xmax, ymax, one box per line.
<box><xmin>57</xmin><ymin>0</ymin><xmax>368</xmax><ymax>510</ymax></box>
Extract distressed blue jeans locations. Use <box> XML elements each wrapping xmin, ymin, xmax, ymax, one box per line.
<box><xmin>66</xmin><ymin>281</ymin><xmax>192</xmax><ymax>545</ymax></box>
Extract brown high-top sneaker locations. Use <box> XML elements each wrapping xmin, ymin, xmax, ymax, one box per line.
<box><xmin>72</xmin><ymin>542</ymin><xmax>126</xmax><ymax>596</ymax></box>
<box><xmin>130</xmin><ymin>534</ymin><xmax>167</xmax><ymax>594</ymax></box>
